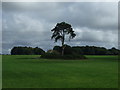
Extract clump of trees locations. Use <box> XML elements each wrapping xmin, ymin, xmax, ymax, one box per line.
<box><xmin>53</xmin><ymin>45</ymin><xmax>73</xmax><ymax>55</ymax></box>
<box><xmin>11</xmin><ymin>46</ymin><xmax>45</xmax><ymax>55</ymax></box>
<box><xmin>10</xmin><ymin>45</ymin><xmax>120</xmax><ymax>56</ymax></box>
<box><xmin>41</xmin><ymin>48</ymin><xmax>86</xmax><ymax>60</ymax></box>
<box><xmin>10</xmin><ymin>22</ymin><xmax>120</xmax><ymax>60</ymax></box>
<box><xmin>41</xmin><ymin>22</ymin><xmax>87</xmax><ymax>60</ymax></box>
<box><xmin>53</xmin><ymin>45</ymin><xmax>120</xmax><ymax>55</ymax></box>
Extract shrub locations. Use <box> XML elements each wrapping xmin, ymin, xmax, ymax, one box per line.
<box><xmin>34</xmin><ymin>47</ymin><xmax>45</xmax><ymax>55</ymax></box>
<box><xmin>41</xmin><ymin>52</ymin><xmax>87</xmax><ymax>60</ymax></box>
<box><xmin>53</xmin><ymin>45</ymin><xmax>74</xmax><ymax>55</ymax></box>
<box><xmin>62</xmin><ymin>54</ymin><xmax>87</xmax><ymax>60</ymax></box>
<box><xmin>53</xmin><ymin>46</ymin><xmax>62</xmax><ymax>54</ymax></box>
<box><xmin>41</xmin><ymin>50</ymin><xmax>61</xmax><ymax>59</ymax></box>
<box><xmin>47</xmin><ymin>50</ymin><xmax>60</xmax><ymax>54</ymax></box>
<box><xmin>64</xmin><ymin>45</ymin><xmax>73</xmax><ymax>55</ymax></box>
<box><xmin>41</xmin><ymin>53</ymin><xmax>60</xmax><ymax>59</ymax></box>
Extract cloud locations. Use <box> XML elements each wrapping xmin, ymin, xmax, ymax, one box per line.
<box><xmin>2</xmin><ymin>2</ymin><xmax>118</xmax><ymax>54</ymax></box>
<box><xmin>0</xmin><ymin>2</ymin><xmax>2</xmax><ymax>54</ymax></box>
<box><xmin>2</xmin><ymin>0</ymin><xmax>119</xmax><ymax>2</ymax></box>
<box><xmin>3</xmin><ymin>2</ymin><xmax>117</xmax><ymax>31</ymax></box>
<box><xmin>74</xmin><ymin>27</ymin><xmax>117</xmax><ymax>43</ymax></box>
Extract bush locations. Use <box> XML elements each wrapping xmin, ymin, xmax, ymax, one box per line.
<box><xmin>41</xmin><ymin>53</ymin><xmax>60</xmax><ymax>59</ymax></box>
<box><xmin>41</xmin><ymin>50</ymin><xmax>61</xmax><ymax>59</ymax></box>
<box><xmin>62</xmin><ymin>54</ymin><xmax>87</xmax><ymax>60</ymax></box>
<box><xmin>53</xmin><ymin>46</ymin><xmax>62</xmax><ymax>54</ymax></box>
<box><xmin>47</xmin><ymin>50</ymin><xmax>60</xmax><ymax>54</ymax></box>
<box><xmin>53</xmin><ymin>45</ymin><xmax>74</xmax><ymax>55</ymax></box>
<box><xmin>63</xmin><ymin>45</ymin><xmax>73</xmax><ymax>55</ymax></box>
<box><xmin>41</xmin><ymin>52</ymin><xmax>87</xmax><ymax>60</ymax></box>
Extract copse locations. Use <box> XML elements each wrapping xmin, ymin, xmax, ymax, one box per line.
<box><xmin>53</xmin><ymin>45</ymin><xmax>120</xmax><ymax>55</ymax></box>
<box><xmin>11</xmin><ymin>46</ymin><xmax>120</xmax><ymax>56</ymax></box>
<box><xmin>53</xmin><ymin>44</ymin><xmax>73</xmax><ymax>55</ymax></box>
<box><xmin>53</xmin><ymin>46</ymin><xmax>62</xmax><ymax>54</ymax></box>
<box><xmin>72</xmin><ymin>46</ymin><xmax>120</xmax><ymax>55</ymax></box>
<box><xmin>34</xmin><ymin>47</ymin><xmax>45</xmax><ymax>55</ymax></box>
<box><xmin>11</xmin><ymin>46</ymin><xmax>45</xmax><ymax>55</ymax></box>
<box><xmin>108</xmin><ymin>47</ymin><xmax>120</xmax><ymax>55</ymax></box>
<box><xmin>41</xmin><ymin>21</ymin><xmax>87</xmax><ymax>60</ymax></box>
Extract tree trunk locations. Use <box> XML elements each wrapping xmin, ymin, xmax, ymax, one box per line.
<box><xmin>62</xmin><ymin>32</ymin><xmax>65</xmax><ymax>56</ymax></box>
<box><xmin>61</xmin><ymin>40</ymin><xmax>64</xmax><ymax>56</ymax></box>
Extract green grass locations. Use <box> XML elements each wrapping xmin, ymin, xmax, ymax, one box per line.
<box><xmin>2</xmin><ymin>55</ymin><xmax>118</xmax><ymax>88</ymax></box>
<box><xmin>0</xmin><ymin>55</ymin><xmax>2</xmax><ymax>89</ymax></box>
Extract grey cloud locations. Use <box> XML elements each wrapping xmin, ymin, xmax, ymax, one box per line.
<box><xmin>3</xmin><ymin>2</ymin><xmax>117</xmax><ymax>30</ymax></box>
<box><xmin>0</xmin><ymin>2</ymin><xmax>2</xmax><ymax>54</ymax></box>
<box><xmin>2</xmin><ymin>2</ymin><xmax>118</xmax><ymax>54</ymax></box>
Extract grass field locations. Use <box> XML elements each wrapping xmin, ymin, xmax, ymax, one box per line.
<box><xmin>2</xmin><ymin>55</ymin><xmax>118</xmax><ymax>88</ymax></box>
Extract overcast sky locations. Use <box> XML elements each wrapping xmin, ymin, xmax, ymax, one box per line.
<box><xmin>2</xmin><ymin>2</ymin><xmax>118</xmax><ymax>54</ymax></box>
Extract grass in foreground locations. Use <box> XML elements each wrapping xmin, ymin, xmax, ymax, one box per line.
<box><xmin>2</xmin><ymin>55</ymin><xmax>118</xmax><ymax>88</ymax></box>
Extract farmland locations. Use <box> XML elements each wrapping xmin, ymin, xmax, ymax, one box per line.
<box><xmin>2</xmin><ymin>55</ymin><xmax>118</xmax><ymax>88</ymax></box>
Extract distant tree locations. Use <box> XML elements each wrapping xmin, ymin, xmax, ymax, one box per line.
<box><xmin>108</xmin><ymin>47</ymin><xmax>120</xmax><ymax>55</ymax></box>
<box><xmin>34</xmin><ymin>47</ymin><xmax>45</xmax><ymax>55</ymax></box>
<box><xmin>63</xmin><ymin>44</ymin><xmax>73</xmax><ymax>55</ymax></box>
<box><xmin>71</xmin><ymin>46</ymin><xmax>113</xmax><ymax>55</ymax></box>
<box><xmin>72</xmin><ymin>46</ymin><xmax>83</xmax><ymax>55</ymax></box>
<box><xmin>53</xmin><ymin>46</ymin><xmax>62</xmax><ymax>54</ymax></box>
<box><xmin>53</xmin><ymin>45</ymin><xmax>76</xmax><ymax>55</ymax></box>
<box><xmin>11</xmin><ymin>47</ymin><xmax>17</xmax><ymax>55</ymax></box>
<box><xmin>11</xmin><ymin>46</ymin><xmax>45</xmax><ymax>55</ymax></box>
<box><xmin>51</xmin><ymin>22</ymin><xmax>76</xmax><ymax>56</ymax></box>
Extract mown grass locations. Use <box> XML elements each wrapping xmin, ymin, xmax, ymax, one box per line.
<box><xmin>2</xmin><ymin>55</ymin><xmax>118</xmax><ymax>88</ymax></box>
<box><xmin>0</xmin><ymin>55</ymin><xmax>2</xmax><ymax>89</ymax></box>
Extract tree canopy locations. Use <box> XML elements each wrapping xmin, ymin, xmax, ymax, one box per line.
<box><xmin>53</xmin><ymin>45</ymin><xmax>120</xmax><ymax>55</ymax></box>
<box><xmin>51</xmin><ymin>22</ymin><xmax>76</xmax><ymax>55</ymax></box>
<box><xmin>10</xmin><ymin>46</ymin><xmax>120</xmax><ymax>55</ymax></box>
<box><xmin>11</xmin><ymin>46</ymin><xmax>45</xmax><ymax>55</ymax></box>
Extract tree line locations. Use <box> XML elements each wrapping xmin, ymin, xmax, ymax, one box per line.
<box><xmin>11</xmin><ymin>22</ymin><xmax>120</xmax><ymax>56</ymax></box>
<box><xmin>11</xmin><ymin>46</ymin><xmax>45</xmax><ymax>55</ymax></box>
<box><xmin>53</xmin><ymin>45</ymin><xmax>120</xmax><ymax>55</ymax></box>
<box><xmin>11</xmin><ymin>45</ymin><xmax>120</xmax><ymax>55</ymax></box>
